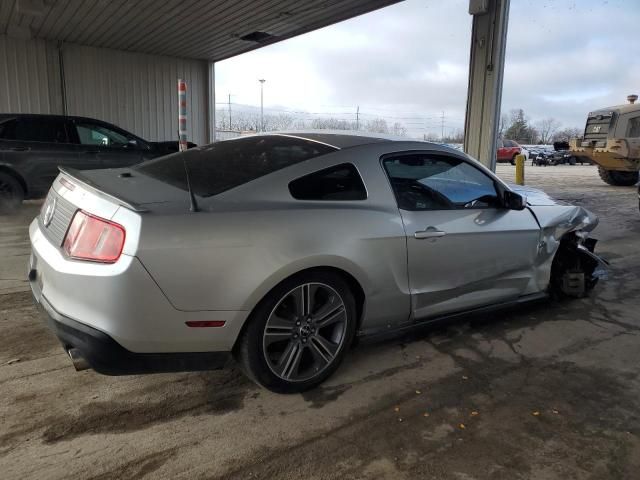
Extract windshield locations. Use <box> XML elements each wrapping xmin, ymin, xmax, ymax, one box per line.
<box><xmin>135</xmin><ymin>135</ymin><xmax>337</xmax><ymax>197</ymax></box>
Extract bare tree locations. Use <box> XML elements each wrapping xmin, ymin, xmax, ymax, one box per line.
<box><xmin>365</xmin><ymin>118</ymin><xmax>389</xmax><ymax>134</ymax></box>
<box><xmin>498</xmin><ymin>114</ymin><xmax>508</xmax><ymax>138</ymax></box>
<box><xmin>311</xmin><ymin>117</ymin><xmax>354</xmax><ymax>130</ymax></box>
<box><xmin>392</xmin><ymin>122</ymin><xmax>406</xmax><ymax>137</ymax></box>
<box><xmin>535</xmin><ymin>117</ymin><xmax>562</xmax><ymax>144</ymax></box>
<box><xmin>442</xmin><ymin>128</ymin><xmax>464</xmax><ymax>143</ymax></box>
<box><xmin>424</xmin><ymin>133</ymin><xmax>440</xmax><ymax>142</ymax></box>
<box><xmin>216</xmin><ymin>108</ymin><xmax>407</xmax><ymax>138</ymax></box>
<box><xmin>552</xmin><ymin>127</ymin><xmax>583</xmax><ymax>143</ymax></box>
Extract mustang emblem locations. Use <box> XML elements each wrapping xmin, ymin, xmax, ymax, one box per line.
<box><xmin>43</xmin><ymin>197</ymin><xmax>57</xmax><ymax>228</ymax></box>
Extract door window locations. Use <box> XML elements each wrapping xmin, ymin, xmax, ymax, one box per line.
<box><xmin>289</xmin><ymin>163</ymin><xmax>367</xmax><ymax>200</ymax></box>
<box><xmin>0</xmin><ymin>117</ymin><xmax>69</xmax><ymax>143</ymax></box>
<box><xmin>75</xmin><ymin>122</ymin><xmax>132</xmax><ymax>147</ymax></box>
<box><xmin>383</xmin><ymin>154</ymin><xmax>500</xmax><ymax>210</ymax></box>
<box><xmin>627</xmin><ymin>117</ymin><xmax>640</xmax><ymax>138</ymax></box>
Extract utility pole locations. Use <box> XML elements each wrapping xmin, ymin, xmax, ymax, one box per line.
<box><xmin>228</xmin><ymin>93</ymin><xmax>232</xmax><ymax>130</ymax></box>
<box><xmin>441</xmin><ymin>111</ymin><xmax>445</xmax><ymax>141</ymax></box>
<box><xmin>259</xmin><ymin>79</ymin><xmax>266</xmax><ymax>132</ymax></box>
<box><xmin>356</xmin><ymin>105</ymin><xmax>360</xmax><ymax>130</ymax></box>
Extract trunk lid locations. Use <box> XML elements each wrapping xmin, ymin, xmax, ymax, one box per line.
<box><xmin>56</xmin><ymin>167</ymin><xmax>194</xmax><ymax>213</ymax></box>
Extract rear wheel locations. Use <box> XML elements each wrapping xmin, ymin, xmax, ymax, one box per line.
<box><xmin>0</xmin><ymin>172</ymin><xmax>25</xmax><ymax>213</ymax></box>
<box><xmin>510</xmin><ymin>154</ymin><xmax>517</xmax><ymax>165</ymax></box>
<box><xmin>597</xmin><ymin>166</ymin><xmax>639</xmax><ymax>186</ymax></box>
<box><xmin>235</xmin><ymin>271</ymin><xmax>357</xmax><ymax>393</ymax></box>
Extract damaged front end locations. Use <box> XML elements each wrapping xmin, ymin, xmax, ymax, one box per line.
<box><xmin>512</xmin><ymin>185</ymin><xmax>609</xmax><ymax>298</ymax></box>
<box><xmin>549</xmin><ymin>233</ymin><xmax>608</xmax><ymax>298</ymax></box>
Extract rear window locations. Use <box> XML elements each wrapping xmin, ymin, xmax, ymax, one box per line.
<box><xmin>135</xmin><ymin>135</ymin><xmax>336</xmax><ymax>197</ymax></box>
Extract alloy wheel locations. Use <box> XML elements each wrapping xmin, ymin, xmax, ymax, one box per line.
<box><xmin>262</xmin><ymin>282</ymin><xmax>348</xmax><ymax>382</ymax></box>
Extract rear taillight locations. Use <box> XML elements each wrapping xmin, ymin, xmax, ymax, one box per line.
<box><xmin>63</xmin><ymin>211</ymin><xmax>126</xmax><ymax>263</ymax></box>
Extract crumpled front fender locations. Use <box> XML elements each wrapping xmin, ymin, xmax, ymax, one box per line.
<box><xmin>527</xmin><ymin>205</ymin><xmax>604</xmax><ymax>292</ymax></box>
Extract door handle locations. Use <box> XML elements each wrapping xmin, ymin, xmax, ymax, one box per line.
<box><xmin>84</xmin><ymin>150</ymin><xmax>101</xmax><ymax>154</ymax></box>
<box><xmin>414</xmin><ymin>227</ymin><xmax>446</xmax><ymax>239</ymax></box>
<box><xmin>10</xmin><ymin>146</ymin><xmax>29</xmax><ymax>151</ymax></box>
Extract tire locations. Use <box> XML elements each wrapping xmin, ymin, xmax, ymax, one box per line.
<box><xmin>597</xmin><ymin>166</ymin><xmax>639</xmax><ymax>186</ymax></box>
<box><xmin>0</xmin><ymin>172</ymin><xmax>25</xmax><ymax>214</ymax></box>
<box><xmin>235</xmin><ymin>271</ymin><xmax>357</xmax><ymax>393</ymax></box>
<box><xmin>510</xmin><ymin>155</ymin><xmax>517</xmax><ymax>165</ymax></box>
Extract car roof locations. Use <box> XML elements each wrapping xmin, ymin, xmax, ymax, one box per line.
<box><xmin>0</xmin><ymin>113</ymin><xmax>112</xmax><ymax>124</ymax></box>
<box><xmin>244</xmin><ymin>130</ymin><xmax>441</xmax><ymax>150</ymax></box>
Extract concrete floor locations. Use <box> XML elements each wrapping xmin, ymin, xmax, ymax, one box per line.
<box><xmin>1</xmin><ymin>164</ymin><xmax>639</xmax><ymax>479</ymax></box>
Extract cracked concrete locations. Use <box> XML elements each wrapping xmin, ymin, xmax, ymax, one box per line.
<box><xmin>1</xmin><ymin>165</ymin><xmax>639</xmax><ymax>479</ymax></box>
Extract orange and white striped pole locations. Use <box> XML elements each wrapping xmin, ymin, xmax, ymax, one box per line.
<box><xmin>178</xmin><ymin>79</ymin><xmax>188</xmax><ymax>152</ymax></box>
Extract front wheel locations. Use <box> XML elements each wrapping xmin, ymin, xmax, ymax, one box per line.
<box><xmin>235</xmin><ymin>271</ymin><xmax>357</xmax><ymax>393</ymax></box>
<box><xmin>597</xmin><ymin>166</ymin><xmax>639</xmax><ymax>186</ymax></box>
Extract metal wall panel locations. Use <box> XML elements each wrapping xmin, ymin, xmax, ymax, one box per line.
<box><xmin>63</xmin><ymin>43</ymin><xmax>208</xmax><ymax>145</ymax></box>
<box><xmin>0</xmin><ymin>34</ymin><xmax>63</xmax><ymax>114</ymax></box>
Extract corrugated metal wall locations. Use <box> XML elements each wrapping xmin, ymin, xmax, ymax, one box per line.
<box><xmin>0</xmin><ymin>35</ymin><xmax>208</xmax><ymax>145</ymax></box>
<box><xmin>63</xmin><ymin>44</ymin><xmax>208</xmax><ymax>145</ymax></box>
<box><xmin>0</xmin><ymin>35</ymin><xmax>63</xmax><ymax>114</ymax></box>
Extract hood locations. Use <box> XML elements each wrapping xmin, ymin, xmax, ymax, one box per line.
<box><xmin>509</xmin><ymin>183</ymin><xmax>598</xmax><ymax>234</ymax></box>
<box><xmin>508</xmin><ymin>184</ymin><xmax>563</xmax><ymax>206</ymax></box>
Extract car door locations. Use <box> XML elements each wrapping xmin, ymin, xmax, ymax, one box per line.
<box><xmin>382</xmin><ymin>151</ymin><xmax>541</xmax><ymax>321</ymax></box>
<box><xmin>70</xmin><ymin>119</ymin><xmax>145</xmax><ymax>168</ymax></box>
<box><xmin>0</xmin><ymin>116</ymin><xmax>88</xmax><ymax>198</ymax></box>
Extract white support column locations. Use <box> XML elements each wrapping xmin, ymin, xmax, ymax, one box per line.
<box><xmin>207</xmin><ymin>61</ymin><xmax>216</xmax><ymax>143</ymax></box>
<box><xmin>463</xmin><ymin>0</ymin><xmax>510</xmax><ymax>171</ymax></box>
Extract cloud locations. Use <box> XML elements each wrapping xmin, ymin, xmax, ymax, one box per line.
<box><xmin>216</xmin><ymin>0</ymin><xmax>640</xmax><ymax>138</ymax></box>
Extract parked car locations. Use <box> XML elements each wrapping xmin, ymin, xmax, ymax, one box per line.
<box><xmin>29</xmin><ymin>133</ymin><xmax>606</xmax><ymax>393</ymax></box>
<box><xmin>531</xmin><ymin>150</ymin><xmax>553</xmax><ymax>166</ymax></box>
<box><xmin>531</xmin><ymin>143</ymin><xmax>582</xmax><ymax>166</ymax></box>
<box><xmin>497</xmin><ymin>139</ymin><xmax>524</xmax><ymax>164</ymax></box>
<box><xmin>0</xmin><ymin>113</ymin><xmax>196</xmax><ymax>211</ymax></box>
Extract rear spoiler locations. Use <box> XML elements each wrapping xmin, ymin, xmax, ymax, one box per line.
<box><xmin>58</xmin><ymin>167</ymin><xmax>148</xmax><ymax>213</ymax></box>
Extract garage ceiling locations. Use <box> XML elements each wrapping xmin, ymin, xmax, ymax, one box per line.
<box><xmin>1</xmin><ymin>0</ymin><xmax>401</xmax><ymax>61</ymax></box>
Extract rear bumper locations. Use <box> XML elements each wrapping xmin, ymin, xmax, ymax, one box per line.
<box><xmin>33</xmin><ymin>292</ymin><xmax>231</xmax><ymax>375</ymax></box>
<box><xmin>29</xmin><ymin>218</ymin><xmax>248</xmax><ymax>353</ymax></box>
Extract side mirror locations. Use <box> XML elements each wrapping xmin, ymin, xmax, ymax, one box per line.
<box><xmin>503</xmin><ymin>190</ymin><xmax>527</xmax><ymax>210</ymax></box>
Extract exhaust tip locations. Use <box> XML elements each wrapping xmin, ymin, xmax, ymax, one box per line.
<box><xmin>67</xmin><ymin>348</ymin><xmax>90</xmax><ymax>371</ymax></box>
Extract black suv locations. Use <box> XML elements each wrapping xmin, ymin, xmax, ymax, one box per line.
<box><xmin>0</xmin><ymin>114</ymin><xmax>196</xmax><ymax>211</ymax></box>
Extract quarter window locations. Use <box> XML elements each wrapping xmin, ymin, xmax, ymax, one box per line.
<box><xmin>383</xmin><ymin>154</ymin><xmax>500</xmax><ymax>210</ymax></box>
<box><xmin>289</xmin><ymin>163</ymin><xmax>367</xmax><ymax>201</ymax></box>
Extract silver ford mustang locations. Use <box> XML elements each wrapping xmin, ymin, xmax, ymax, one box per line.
<box><xmin>29</xmin><ymin>132</ymin><xmax>606</xmax><ymax>392</ymax></box>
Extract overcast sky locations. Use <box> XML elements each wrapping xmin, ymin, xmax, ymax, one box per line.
<box><xmin>215</xmin><ymin>0</ymin><xmax>639</xmax><ymax>138</ymax></box>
